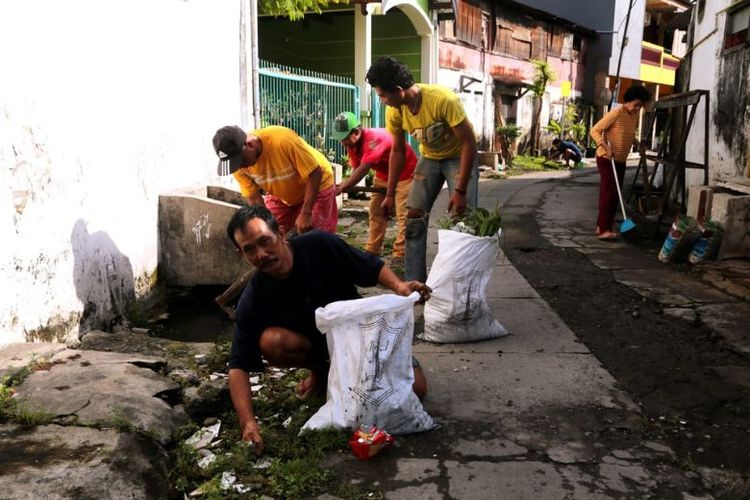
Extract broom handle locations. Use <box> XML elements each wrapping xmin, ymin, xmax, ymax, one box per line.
<box><xmin>611</xmin><ymin>158</ymin><xmax>629</xmax><ymax>220</ymax></box>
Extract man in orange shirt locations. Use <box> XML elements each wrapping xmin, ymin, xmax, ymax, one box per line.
<box><xmin>213</xmin><ymin>125</ymin><xmax>337</xmax><ymax>235</ymax></box>
<box><xmin>332</xmin><ymin>111</ymin><xmax>418</xmax><ymax>266</ymax></box>
<box><xmin>590</xmin><ymin>85</ymin><xmax>652</xmax><ymax>240</ymax></box>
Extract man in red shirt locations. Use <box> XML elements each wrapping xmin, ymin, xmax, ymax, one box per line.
<box><xmin>333</xmin><ymin>111</ymin><xmax>418</xmax><ymax>266</ymax></box>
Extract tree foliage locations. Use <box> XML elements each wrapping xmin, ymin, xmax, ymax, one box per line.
<box><xmin>260</xmin><ymin>0</ymin><xmax>348</xmax><ymax>20</ymax></box>
<box><xmin>496</xmin><ymin>123</ymin><xmax>523</xmax><ymax>168</ymax></box>
<box><xmin>530</xmin><ymin>60</ymin><xmax>555</xmax><ymax>98</ymax></box>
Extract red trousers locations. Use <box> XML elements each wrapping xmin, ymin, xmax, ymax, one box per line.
<box><xmin>596</xmin><ymin>156</ymin><xmax>626</xmax><ymax>232</ymax></box>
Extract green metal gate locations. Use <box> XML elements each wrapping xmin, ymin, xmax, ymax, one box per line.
<box><xmin>259</xmin><ymin>61</ymin><xmax>359</xmax><ymax>165</ymax></box>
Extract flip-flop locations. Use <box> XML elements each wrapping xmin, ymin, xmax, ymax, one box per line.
<box><xmin>295</xmin><ymin>373</ymin><xmax>326</xmax><ymax>400</ymax></box>
<box><xmin>295</xmin><ymin>376</ymin><xmax>316</xmax><ymax>400</ymax></box>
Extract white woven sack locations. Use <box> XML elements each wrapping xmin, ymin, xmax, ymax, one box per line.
<box><xmin>302</xmin><ymin>292</ymin><xmax>435</xmax><ymax>435</ymax></box>
<box><xmin>421</xmin><ymin>229</ymin><xmax>508</xmax><ymax>343</ymax></box>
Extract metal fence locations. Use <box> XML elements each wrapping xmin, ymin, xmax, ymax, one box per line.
<box><xmin>259</xmin><ymin>61</ymin><xmax>359</xmax><ymax>165</ymax></box>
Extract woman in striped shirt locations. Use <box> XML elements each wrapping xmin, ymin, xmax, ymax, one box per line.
<box><xmin>590</xmin><ymin>85</ymin><xmax>652</xmax><ymax>240</ymax></box>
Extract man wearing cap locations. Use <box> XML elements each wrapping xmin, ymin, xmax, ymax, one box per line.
<box><xmin>213</xmin><ymin>125</ymin><xmax>337</xmax><ymax>234</ymax></box>
<box><xmin>366</xmin><ymin>56</ymin><xmax>479</xmax><ymax>283</ymax></box>
<box><xmin>332</xmin><ymin>111</ymin><xmax>418</xmax><ymax>266</ymax></box>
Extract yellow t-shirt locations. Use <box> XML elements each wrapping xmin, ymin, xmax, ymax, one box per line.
<box><xmin>232</xmin><ymin>126</ymin><xmax>334</xmax><ymax>206</ymax></box>
<box><xmin>385</xmin><ymin>83</ymin><xmax>470</xmax><ymax>160</ymax></box>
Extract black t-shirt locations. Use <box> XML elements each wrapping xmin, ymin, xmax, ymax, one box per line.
<box><xmin>228</xmin><ymin>230</ymin><xmax>384</xmax><ymax>372</ymax></box>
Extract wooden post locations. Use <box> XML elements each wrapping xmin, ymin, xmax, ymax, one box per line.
<box><xmin>215</xmin><ymin>269</ymin><xmax>256</xmax><ymax>319</ymax></box>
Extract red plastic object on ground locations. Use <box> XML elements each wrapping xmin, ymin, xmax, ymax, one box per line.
<box><xmin>348</xmin><ymin>425</ymin><xmax>394</xmax><ymax>460</ymax></box>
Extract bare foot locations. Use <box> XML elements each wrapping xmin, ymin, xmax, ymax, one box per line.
<box><xmin>597</xmin><ymin>230</ymin><xmax>619</xmax><ymax>240</ymax></box>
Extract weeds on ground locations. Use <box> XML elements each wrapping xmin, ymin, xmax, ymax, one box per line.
<box><xmin>0</xmin><ymin>378</ymin><xmax>17</xmax><ymax>423</ymax></box>
<box><xmin>204</xmin><ymin>340</ymin><xmax>232</xmax><ymax>374</ymax></box>
<box><xmin>1</xmin><ymin>374</ymin><xmax>54</xmax><ymax>427</ymax></box>
<box><xmin>170</xmin><ymin>366</ymin><xmax>363</xmax><ymax>499</ymax></box>
<box><xmin>506</xmin><ymin>155</ymin><xmax>567</xmax><ymax>175</ymax></box>
<box><xmin>12</xmin><ymin>404</ymin><xmax>54</xmax><ymax>426</ymax></box>
<box><xmin>109</xmin><ymin>406</ymin><xmax>137</xmax><ymax>433</ymax></box>
<box><xmin>0</xmin><ymin>359</ymin><xmax>54</xmax><ymax>427</ymax></box>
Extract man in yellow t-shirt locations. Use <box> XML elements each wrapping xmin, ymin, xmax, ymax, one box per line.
<box><xmin>213</xmin><ymin>125</ymin><xmax>337</xmax><ymax>234</ymax></box>
<box><xmin>366</xmin><ymin>56</ymin><xmax>478</xmax><ymax>282</ymax></box>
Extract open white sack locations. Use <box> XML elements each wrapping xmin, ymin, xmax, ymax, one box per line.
<box><xmin>421</xmin><ymin>229</ymin><xmax>508</xmax><ymax>343</ymax></box>
<box><xmin>302</xmin><ymin>292</ymin><xmax>435</xmax><ymax>435</ymax></box>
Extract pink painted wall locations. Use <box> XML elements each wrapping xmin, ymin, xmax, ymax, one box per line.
<box><xmin>439</xmin><ymin>42</ymin><xmax>586</xmax><ymax>92</ymax></box>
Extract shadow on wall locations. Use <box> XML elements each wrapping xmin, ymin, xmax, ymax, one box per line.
<box><xmin>71</xmin><ymin>219</ymin><xmax>135</xmax><ymax>335</ymax></box>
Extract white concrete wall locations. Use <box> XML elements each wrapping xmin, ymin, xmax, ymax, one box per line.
<box><xmin>437</xmin><ymin>68</ymin><xmax>488</xmax><ymax>145</ymax></box>
<box><xmin>686</xmin><ymin>0</ymin><xmax>749</xmax><ymax>186</ymax></box>
<box><xmin>0</xmin><ymin>0</ymin><xmax>242</xmax><ymax>344</ymax></box>
<box><xmin>609</xmin><ymin>0</ymin><xmax>645</xmax><ymax>81</ymax></box>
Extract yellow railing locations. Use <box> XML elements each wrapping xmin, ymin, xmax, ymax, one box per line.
<box><xmin>640</xmin><ymin>41</ymin><xmax>681</xmax><ymax>86</ymax></box>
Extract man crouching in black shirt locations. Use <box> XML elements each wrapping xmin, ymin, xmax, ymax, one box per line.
<box><xmin>226</xmin><ymin>204</ymin><xmax>432</xmax><ymax>453</ymax></box>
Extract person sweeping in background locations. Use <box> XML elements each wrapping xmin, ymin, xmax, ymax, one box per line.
<box><xmin>590</xmin><ymin>85</ymin><xmax>652</xmax><ymax>240</ymax></box>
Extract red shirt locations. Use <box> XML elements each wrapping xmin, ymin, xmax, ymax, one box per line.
<box><xmin>346</xmin><ymin>128</ymin><xmax>417</xmax><ymax>182</ymax></box>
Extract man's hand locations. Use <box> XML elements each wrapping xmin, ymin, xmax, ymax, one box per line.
<box><xmin>240</xmin><ymin>418</ymin><xmax>264</xmax><ymax>455</ymax></box>
<box><xmin>295</xmin><ymin>211</ymin><xmax>314</xmax><ymax>234</ymax></box>
<box><xmin>396</xmin><ymin>281</ymin><xmax>432</xmax><ymax>304</ymax></box>
<box><xmin>447</xmin><ymin>191</ymin><xmax>468</xmax><ymax>216</ymax></box>
<box><xmin>381</xmin><ymin>195</ymin><xmax>395</xmax><ymax>219</ymax></box>
<box><xmin>334</xmin><ymin>184</ymin><xmax>345</xmax><ymax>197</ymax></box>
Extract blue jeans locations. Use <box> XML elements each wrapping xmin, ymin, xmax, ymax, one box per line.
<box><xmin>405</xmin><ymin>156</ymin><xmax>478</xmax><ymax>282</ymax></box>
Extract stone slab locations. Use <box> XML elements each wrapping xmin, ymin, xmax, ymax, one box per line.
<box><xmin>576</xmin><ymin>248</ymin><xmax>665</xmax><ymax>271</ymax></box>
<box><xmin>14</xmin><ymin>349</ymin><xmax>188</xmax><ymax>444</ymax></box>
<box><xmin>612</xmin><ymin>268</ymin><xmax>733</xmax><ymax>305</ymax></box>
<box><xmin>0</xmin><ymin>342</ymin><xmax>67</xmax><ymax>379</ymax></box>
<box><xmin>0</xmin><ymin>424</ymin><xmax>168</xmax><ymax>500</ymax></box>
<box><xmin>454</xmin><ymin>437</ymin><xmax>528</xmax><ymax>458</ymax></box>
<box><xmin>393</xmin><ymin>458</ymin><xmax>441</xmax><ymax>482</ymax></box>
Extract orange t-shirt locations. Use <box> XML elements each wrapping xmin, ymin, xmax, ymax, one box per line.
<box><xmin>590</xmin><ymin>106</ymin><xmax>640</xmax><ymax>163</ymax></box>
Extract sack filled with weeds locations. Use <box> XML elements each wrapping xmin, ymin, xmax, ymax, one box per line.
<box><xmin>422</xmin><ymin>206</ymin><xmax>508</xmax><ymax>343</ymax></box>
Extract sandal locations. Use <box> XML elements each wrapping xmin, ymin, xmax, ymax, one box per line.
<box><xmin>295</xmin><ymin>372</ymin><xmax>326</xmax><ymax>400</ymax></box>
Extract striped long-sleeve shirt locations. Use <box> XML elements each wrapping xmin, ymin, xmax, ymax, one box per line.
<box><xmin>590</xmin><ymin>106</ymin><xmax>640</xmax><ymax>163</ymax></box>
